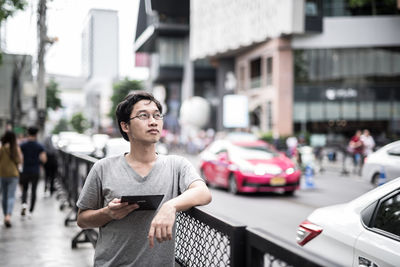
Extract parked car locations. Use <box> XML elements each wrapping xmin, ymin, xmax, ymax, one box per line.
<box><xmin>296</xmin><ymin>177</ymin><xmax>400</xmax><ymax>267</ymax></box>
<box><xmin>199</xmin><ymin>139</ymin><xmax>301</xmax><ymax>194</ymax></box>
<box><xmin>362</xmin><ymin>140</ymin><xmax>400</xmax><ymax>185</ymax></box>
<box><xmin>56</xmin><ymin>131</ymin><xmax>96</xmax><ymax>155</ymax></box>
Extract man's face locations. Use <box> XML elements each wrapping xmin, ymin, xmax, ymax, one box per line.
<box><xmin>123</xmin><ymin>100</ymin><xmax>163</xmax><ymax>144</ymax></box>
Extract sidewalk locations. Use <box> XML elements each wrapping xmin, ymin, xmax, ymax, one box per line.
<box><xmin>0</xmin><ymin>180</ymin><xmax>94</xmax><ymax>267</ymax></box>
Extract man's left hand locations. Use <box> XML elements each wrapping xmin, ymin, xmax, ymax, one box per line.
<box><xmin>148</xmin><ymin>202</ymin><xmax>176</xmax><ymax>248</ymax></box>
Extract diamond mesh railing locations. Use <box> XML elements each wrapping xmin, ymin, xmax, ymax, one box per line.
<box><xmin>175</xmin><ymin>211</ymin><xmax>230</xmax><ymax>266</ymax></box>
<box><xmin>175</xmin><ymin>208</ymin><xmax>246</xmax><ymax>267</ymax></box>
<box><xmin>58</xmin><ymin>150</ymin><xmax>336</xmax><ymax>266</ymax></box>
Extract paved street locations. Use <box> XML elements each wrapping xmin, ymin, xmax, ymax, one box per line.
<box><xmin>0</xmin><ymin>181</ymin><xmax>94</xmax><ymax>267</ymax></box>
<box><xmin>0</xmin><ymin>153</ymin><xmax>376</xmax><ymax>266</ymax></box>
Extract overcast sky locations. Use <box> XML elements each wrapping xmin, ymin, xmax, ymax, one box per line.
<box><xmin>2</xmin><ymin>0</ymin><xmax>148</xmax><ymax>79</ymax></box>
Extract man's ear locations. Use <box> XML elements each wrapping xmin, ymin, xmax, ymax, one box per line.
<box><xmin>121</xmin><ymin>121</ymin><xmax>129</xmax><ymax>133</ymax></box>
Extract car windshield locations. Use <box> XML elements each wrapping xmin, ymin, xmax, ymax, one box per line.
<box><xmin>230</xmin><ymin>144</ymin><xmax>278</xmax><ymax>160</ymax></box>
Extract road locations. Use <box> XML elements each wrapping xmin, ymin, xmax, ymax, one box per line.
<box><xmin>183</xmin><ymin>153</ymin><xmax>375</xmax><ymax>245</ymax></box>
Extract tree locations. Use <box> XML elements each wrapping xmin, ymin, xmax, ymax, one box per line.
<box><xmin>0</xmin><ymin>0</ymin><xmax>27</xmax><ymax>63</ymax></box>
<box><xmin>70</xmin><ymin>112</ymin><xmax>88</xmax><ymax>134</ymax></box>
<box><xmin>109</xmin><ymin>78</ymin><xmax>143</xmax><ymax>119</ymax></box>
<box><xmin>52</xmin><ymin>118</ymin><xmax>69</xmax><ymax>134</ymax></box>
<box><xmin>0</xmin><ymin>0</ymin><xmax>26</xmax><ymax>21</ymax></box>
<box><xmin>46</xmin><ymin>79</ymin><xmax>62</xmax><ymax>110</ymax></box>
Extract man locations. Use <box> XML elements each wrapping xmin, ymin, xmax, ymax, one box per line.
<box><xmin>20</xmin><ymin>126</ymin><xmax>47</xmax><ymax>216</ymax></box>
<box><xmin>76</xmin><ymin>92</ymin><xmax>212</xmax><ymax>266</ymax></box>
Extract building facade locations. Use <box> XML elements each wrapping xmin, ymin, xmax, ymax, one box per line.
<box><xmin>134</xmin><ymin>0</ymin><xmax>216</xmax><ymax>132</ymax></box>
<box><xmin>191</xmin><ymin>0</ymin><xmax>400</xmax><ymax>140</ymax></box>
<box><xmin>81</xmin><ymin>9</ymin><xmax>119</xmax><ymax>133</ymax></box>
<box><xmin>0</xmin><ymin>54</ymin><xmax>34</xmax><ymax>134</ymax></box>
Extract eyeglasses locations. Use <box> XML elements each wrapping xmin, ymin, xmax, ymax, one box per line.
<box><xmin>129</xmin><ymin>113</ymin><xmax>164</xmax><ymax>121</ymax></box>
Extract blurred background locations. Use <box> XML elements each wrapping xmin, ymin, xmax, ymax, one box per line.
<box><xmin>0</xmin><ymin>0</ymin><xmax>399</xmax><ymax>158</ymax></box>
<box><xmin>1</xmin><ymin>2</ymin><xmax>400</xmax><ymax>263</ymax></box>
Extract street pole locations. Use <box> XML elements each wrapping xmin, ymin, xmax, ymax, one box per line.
<box><xmin>37</xmin><ymin>0</ymin><xmax>47</xmax><ymax>131</ymax></box>
<box><xmin>37</xmin><ymin>0</ymin><xmax>57</xmax><ymax>135</ymax></box>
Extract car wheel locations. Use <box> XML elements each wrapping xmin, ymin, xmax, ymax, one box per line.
<box><xmin>371</xmin><ymin>172</ymin><xmax>380</xmax><ymax>186</ymax></box>
<box><xmin>228</xmin><ymin>173</ymin><xmax>238</xmax><ymax>194</ymax></box>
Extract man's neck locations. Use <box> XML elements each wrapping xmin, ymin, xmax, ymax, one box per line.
<box><xmin>27</xmin><ymin>136</ymin><xmax>36</xmax><ymax>141</ymax></box>
<box><xmin>127</xmin><ymin>141</ymin><xmax>157</xmax><ymax>164</ymax></box>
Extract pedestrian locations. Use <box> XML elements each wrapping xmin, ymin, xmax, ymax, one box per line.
<box><xmin>0</xmin><ymin>131</ymin><xmax>23</xmax><ymax>227</ymax></box>
<box><xmin>43</xmin><ymin>135</ymin><xmax>58</xmax><ymax>196</ymax></box>
<box><xmin>20</xmin><ymin>126</ymin><xmax>47</xmax><ymax>217</ymax></box>
<box><xmin>360</xmin><ymin>129</ymin><xmax>375</xmax><ymax>157</ymax></box>
<box><xmin>76</xmin><ymin>91</ymin><xmax>212</xmax><ymax>266</ymax></box>
<box><xmin>348</xmin><ymin>130</ymin><xmax>363</xmax><ymax>175</ymax></box>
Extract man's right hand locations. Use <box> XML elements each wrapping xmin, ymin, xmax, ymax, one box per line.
<box><xmin>106</xmin><ymin>198</ymin><xmax>139</xmax><ymax>220</ymax></box>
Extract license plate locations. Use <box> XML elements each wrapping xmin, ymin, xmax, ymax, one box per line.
<box><xmin>270</xmin><ymin>177</ymin><xmax>286</xmax><ymax>186</ymax></box>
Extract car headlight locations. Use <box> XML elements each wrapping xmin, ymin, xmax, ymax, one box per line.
<box><xmin>285</xmin><ymin>167</ymin><xmax>295</xmax><ymax>175</ymax></box>
<box><xmin>254</xmin><ymin>164</ymin><xmax>282</xmax><ymax>176</ymax></box>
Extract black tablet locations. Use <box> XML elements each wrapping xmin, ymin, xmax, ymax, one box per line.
<box><xmin>120</xmin><ymin>195</ymin><xmax>164</xmax><ymax>210</ymax></box>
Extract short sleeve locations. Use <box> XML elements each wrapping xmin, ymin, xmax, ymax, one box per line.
<box><xmin>38</xmin><ymin>143</ymin><xmax>45</xmax><ymax>153</ymax></box>
<box><xmin>178</xmin><ymin>157</ymin><xmax>205</xmax><ymax>194</ymax></box>
<box><xmin>76</xmin><ymin>163</ymin><xmax>103</xmax><ymax>210</ymax></box>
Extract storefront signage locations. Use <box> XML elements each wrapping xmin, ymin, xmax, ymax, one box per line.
<box><xmin>325</xmin><ymin>88</ymin><xmax>357</xmax><ymax>100</ymax></box>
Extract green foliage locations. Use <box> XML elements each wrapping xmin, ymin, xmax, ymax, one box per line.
<box><xmin>259</xmin><ymin>131</ymin><xmax>289</xmax><ymax>151</ymax></box>
<box><xmin>70</xmin><ymin>112</ymin><xmax>88</xmax><ymax>134</ymax></box>
<box><xmin>109</xmin><ymin>78</ymin><xmax>143</xmax><ymax>119</ymax></box>
<box><xmin>0</xmin><ymin>0</ymin><xmax>27</xmax><ymax>63</ymax></box>
<box><xmin>260</xmin><ymin>132</ymin><xmax>274</xmax><ymax>143</ymax></box>
<box><xmin>0</xmin><ymin>0</ymin><xmax>26</xmax><ymax>21</ymax></box>
<box><xmin>52</xmin><ymin>118</ymin><xmax>69</xmax><ymax>134</ymax></box>
<box><xmin>46</xmin><ymin>79</ymin><xmax>62</xmax><ymax>110</ymax></box>
<box><xmin>348</xmin><ymin>0</ymin><xmax>368</xmax><ymax>7</ymax></box>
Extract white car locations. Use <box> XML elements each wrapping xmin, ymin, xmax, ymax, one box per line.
<box><xmin>362</xmin><ymin>140</ymin><xmax>400</xmax><ymax>185</ymax></box>
<box><xmin>296</xmin><ymin>177</ymin><xmax>400</xmax><ymax>267</ymax></box>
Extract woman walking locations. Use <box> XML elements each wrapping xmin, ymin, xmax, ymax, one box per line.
<box><xmin>0</xmin><ymin>131</ymin><xmax>23</xmax><ymax>227</ymax></box>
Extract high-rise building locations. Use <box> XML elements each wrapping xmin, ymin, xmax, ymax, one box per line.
<box><xmin>82</xmin><ymin>9</ymin><xmax>119</xmax><ymax>132</ymax></box>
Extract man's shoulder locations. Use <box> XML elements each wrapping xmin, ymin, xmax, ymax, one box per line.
<box><xmin>161</xmin><ymin>154</ymin><xmax>192</xmax><ymax>167</ymax></box>
<box><xmin>162</xmin><ymin>154</ymin><xmax>184</xmax><ymax>162</ymax></box>
<box><xmin>94</xmin><ymin>155</ymin><xmax>123</xmax><ymax>168</ymax></box>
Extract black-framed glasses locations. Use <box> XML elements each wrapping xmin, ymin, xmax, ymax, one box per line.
<box><xmin>129</xmin><ymin>113</ymin><xmax>164</xmax><ymax>121</ymax></box>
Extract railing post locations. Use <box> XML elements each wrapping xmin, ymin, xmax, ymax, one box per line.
<box><xmin>230</xmin><ymin>225</ymin><xmax>246</xmax><ymax>267</ymax></box>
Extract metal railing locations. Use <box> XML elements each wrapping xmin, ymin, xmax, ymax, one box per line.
<box><xmin>56</xmin><ymin>150</ymin><xmax>336</xmax><ymax>267</ymax></box>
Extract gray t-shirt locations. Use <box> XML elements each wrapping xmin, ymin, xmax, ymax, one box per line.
<box><xmin>76</xmin><ymin>154</ymin><xmax>203</xmax><ymax>267</ymax></box>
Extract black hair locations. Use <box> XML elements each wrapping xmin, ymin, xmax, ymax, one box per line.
<box><xmin>1</xmin><ymin>131</ymin><xmax>18</xmax><ymax>162</ymax></box>
<box><xmin>27</xmin><ymin>126</ymin><xmax>39</xmax><ymax>136</ymax></box>
<box><xmin>115</xmin><ymin>91</ymin><xmax>162</xmax><ymax>141</ymax></box>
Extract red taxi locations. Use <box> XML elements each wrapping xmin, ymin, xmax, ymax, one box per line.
<box><xmin>199</xmin><ymin>139</ymin><xmax>301</xmax><ymax>194</ymax></box>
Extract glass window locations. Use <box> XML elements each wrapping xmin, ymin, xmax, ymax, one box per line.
<box><xmin>309</xmin><ymin>102</ymin><xmax>324</xmax><ymax>121</ymax></box>
<box><xmin>373</xmin><ymin>192</ymin><xmax>400</xmax><ymax>237</ymax></box>
<box><xmin>266</xmin><ymin>57</ymin><xmax>273</xmax><ymax>86</ymax></box>
<box><xmin>394</xmin><ymin>102</ymin><xmax>400</xmax><ymax>119</ymax></box>
<box><xmin>326</xmin><ymin>102</ymin><xmax>340</xmax><ymax>120</ymax></box>
<box><xmin>158</xmin><ymin>38</ymin><xmax>184</xmax><ymax>66</ymax></box>
<box><xmin>342</xmin><ymin>102</ymin><xmax>357</xmax><ymax>119</ymax></box>
<box><xmin>376</xmin><ymin>102</ymin><xmax>391</xmax><ymax>119</ymax></box>
<box><xmin>250</xmin><ymin>58</ymin><xmax>261</xmax><ymax>88</ymax></box>
<box><xmin>323</xmin><ymin>0</ymin><xmax>400</xmax><ymax>17</ymax></box>
<box><xmin>294</xmin><ymin>47</ymin><xmax>400</xmax><ymax>82</ymax></box>
<box><xmin>359</xmin><ymin>102</ymin><xmax>374</xmax><ymax>120</ymax></box>
<box><xmin>294</xmin><ymin>103</ymin><xmax>307</xmax><ymax>122</ymax></box>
